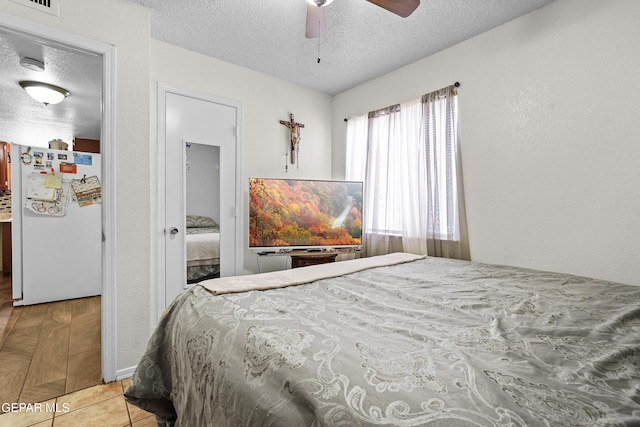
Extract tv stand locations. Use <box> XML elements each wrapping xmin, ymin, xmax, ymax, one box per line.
<box><xmin>289</xmin><ymin>251</ymin><xmax>338</xmax><ymax>269</ymax></box>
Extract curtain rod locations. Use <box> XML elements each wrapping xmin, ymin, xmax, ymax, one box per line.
<box><xmin>343</xmin><ymin>81</ymin><xmax>460</xmax><ymax>122</ymax></box>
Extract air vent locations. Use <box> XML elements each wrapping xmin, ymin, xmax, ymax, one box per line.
<box><xmin>9</xmin><ymin>0</ymin><xmax>60</xmax><ymax>17</ymax></box>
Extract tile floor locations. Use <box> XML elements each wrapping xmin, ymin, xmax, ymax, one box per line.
<box><xmin>0</xmin><ymin>274</ymin><xmax>127</xmax><ymax>426</ymax></box>
<box><xmin>0</xmin><ymin>378</ymin><xmax>155</xmax><ymax>427</ymax></box>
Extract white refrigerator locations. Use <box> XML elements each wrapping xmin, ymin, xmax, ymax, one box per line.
<box><xmin>11</xmin><ymin>145</ymin><xmax>102</xmax><ymax>305</ymax></box>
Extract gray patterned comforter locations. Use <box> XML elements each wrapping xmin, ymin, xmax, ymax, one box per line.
<box><xmin>125</xmin><ymin>256</ymin><xmax>640</xmax><ymax>426</ymax></box>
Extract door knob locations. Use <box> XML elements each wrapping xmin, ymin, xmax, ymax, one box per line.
<box><xmin>169</xmin><ymin>227</ymin><xmax>179</xmax><ymax>235</ymax></box>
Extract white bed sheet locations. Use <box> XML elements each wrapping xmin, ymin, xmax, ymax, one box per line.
<box><xmin>186</xmin><ymin>231</ymin><xmax>219</xmax><ymax>262</ymax></box>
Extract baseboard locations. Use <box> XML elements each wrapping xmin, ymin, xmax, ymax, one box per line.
<box><xmin>115</xmin><ymin>365</ymin><xmax>137</xmax><ymax>381</ymax></box>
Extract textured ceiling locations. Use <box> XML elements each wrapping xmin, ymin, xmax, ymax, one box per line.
<box><xmin>0</xmin><ymin>27</ymin><xmax>101</xmax><ymax>149</ymax></box>
<box><xmin>130</xmin><ymin>0</ymin><xmax>558</xmax><ymax>95</ymax></box>
<box><xmin>0</xmin><ymin>0</ymin><xmax>558</xmax><ymax>149</ymax></box>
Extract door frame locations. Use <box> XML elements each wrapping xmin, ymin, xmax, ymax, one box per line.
<box><xmin>0</xmin><ymin>12</ymin><xmax>117</xmax><ymax>381</ymax></box>
<box><xmin>156</xmin><ymin>83</ymin><xmax>243</xmax><ymax>321</ymax></box>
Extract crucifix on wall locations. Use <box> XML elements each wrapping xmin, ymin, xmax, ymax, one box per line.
<box><xmin>279</xmin><ymin>113</ymin><xmax>305</xmax><ymax>170</ymax></box>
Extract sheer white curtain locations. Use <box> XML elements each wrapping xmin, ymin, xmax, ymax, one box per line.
<box><xmin>345</xmin><ymin>114</ymin><xmax>368</xmax><ymax>183</ymax></box>
<box><xmin>346</xmin><ymin>113</ymin><xmax>395</xmax><ymax>254</ymax></box>
<box><xmin>346</xmin><ymin>85</ymin><xmax>469</xmax><ymax>260</ymax></box>
<box><xmin>399</xmin><ymin>97</ymin><xmax>427</xmax><ymax>254</ymax></box>
<box><xmin>363</xmin><ymin>104</ymin><xmax>401</xmax><ymax>255</ymax></box>
<box><xmin>420</xmin><ymin>86</ymin><xmax>469</xmax><ymax>259</ymax></box>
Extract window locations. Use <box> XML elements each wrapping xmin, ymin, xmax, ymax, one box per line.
<box><xmin>346</xmin><ymin>84</ymin><xmax>469</xmax><ymax>259</ymax></box>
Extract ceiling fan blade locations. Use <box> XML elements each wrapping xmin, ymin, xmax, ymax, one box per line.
<box><xmin>366</xmin><ymin>0</ymin><xmax>420</xmax><ymax>18</ymax></box>
<box><xmin>306</xmin><ymin>4</ymin><xmax>326</xmax><ymax>38</ymax></box>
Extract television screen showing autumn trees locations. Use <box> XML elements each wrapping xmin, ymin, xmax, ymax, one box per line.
<box><xmin>249</xmin><ymin>178</ymin><xmax>363</xmax><ymax>248</ymax></box>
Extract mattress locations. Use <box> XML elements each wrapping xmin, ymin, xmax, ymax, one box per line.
<box><xmin>125</xmin><ymin>253</ymin><xmax>640</xmax><ymax>426</ymax></box>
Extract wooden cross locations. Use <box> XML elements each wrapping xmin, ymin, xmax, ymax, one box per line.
<box><xmin>279</xmin><ymin>113</ymin><xmax>305</xmax><ymax>165</ymax></box>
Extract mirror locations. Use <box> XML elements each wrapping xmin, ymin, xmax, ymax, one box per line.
<box><xmin>185</xmin><ymin>142</ymin><xmax>220</xmax><ymax>283</ymax></box>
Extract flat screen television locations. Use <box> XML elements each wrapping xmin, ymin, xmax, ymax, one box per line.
<box><xmin>249</xmin><ymin>178</ymin><xmax>363</xmax><ymax>251</ymax></box>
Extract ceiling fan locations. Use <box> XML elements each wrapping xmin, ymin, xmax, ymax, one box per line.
<box><xmin>305</xmin><ymin>0</ymin><xmax>420</xmax><ymax>38</ymax></box>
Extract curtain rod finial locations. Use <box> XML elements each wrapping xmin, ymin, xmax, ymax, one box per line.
<box><xmin>454</xmin><ymin>82</ymin><xmax>460</xmax><ymax>87</ymax></box>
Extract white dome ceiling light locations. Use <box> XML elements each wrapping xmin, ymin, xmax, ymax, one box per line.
<box><xmin>19</xmin><ymin>81</ymin><xmax>70</xmax><ymax>106</ymax></box>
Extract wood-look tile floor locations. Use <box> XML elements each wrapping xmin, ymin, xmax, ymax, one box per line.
<box><xmin>0</xmin><ymin>378</ymin><xmax>155</xmax><ymax>427</ymax></box>
<box><xmin>0</xmin><ymin>275</ymin><xmax>102</xmax><ymax>406</ymax></box>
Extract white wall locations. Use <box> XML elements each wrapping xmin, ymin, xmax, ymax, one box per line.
<box><xmin>0</xmin><ymin>0</ymin><xmax>152</xmax><ymax>370</ymax></box>
<box><xmin>149</xmin><ymin>40</ymin><xmax>334</xmax><ymax>293</ymax></box>
<box><xmin>332</xmin><ymin>0</ymin><xmax>640</xmax><ymax>286</ymax></box>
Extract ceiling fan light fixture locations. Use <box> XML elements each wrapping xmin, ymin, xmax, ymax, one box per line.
<box><xmin>306</xmin><ymin>0</ymin><xmax>335</xmax><ymax>7</ymax></box>
<box><xmin>19</xmin><ymin>80</ymin><xmax>70</xmax><ymax>106</ymax></box>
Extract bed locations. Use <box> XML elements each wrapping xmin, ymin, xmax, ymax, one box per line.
<box><xmin>186</xmin><ymin>214</ymin><xmax>220</xmax><ymax>283</ymax></box>
<box><xmin>125</xmin><ymin>252</ymin><xmax>640</xmax><ymax>426</ymax></box>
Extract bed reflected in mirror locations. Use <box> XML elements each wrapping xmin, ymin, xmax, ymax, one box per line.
<box><xmin>185</xmin><ymin>142</ymin><xmax>221</xmax><ymax>283</ymax></box>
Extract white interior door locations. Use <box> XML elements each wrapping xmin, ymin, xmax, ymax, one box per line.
<box><xmin>161</xmin><ymin>89</ymin><xmax>240</xmax><ymax>310</ymax></box>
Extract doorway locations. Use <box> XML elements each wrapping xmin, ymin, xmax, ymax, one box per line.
<box><xmin>157</xmin><ymin>85</ymin><xmax>242</xmax><ymax>316</ymax></box>
<box><xmin>0</xmin><ymin>11</ymin><xmax>117</xmax><ymax>393</ymax></box>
